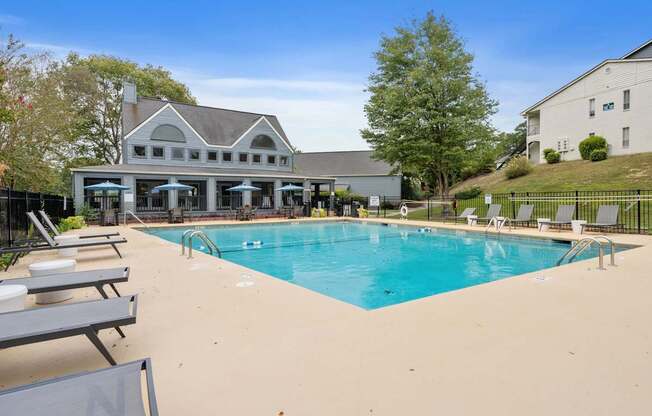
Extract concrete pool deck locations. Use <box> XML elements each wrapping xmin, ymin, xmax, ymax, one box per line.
<box><xmin>1</xmin><ymin>217</ymin><xmax>651</xmax><ymax>415</ymax></box>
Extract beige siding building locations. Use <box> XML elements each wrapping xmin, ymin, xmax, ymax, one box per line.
<box><xmin>523</xmin><ymin>39</ymin><xmax>652</xmax><ymax>163</ymax></box>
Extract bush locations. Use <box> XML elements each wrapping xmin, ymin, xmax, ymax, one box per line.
<box><xmin>579</xmin><ymin>136</ymin><xmax>607</xmax><ymax>160</ymax></box>
<box><xmin>543</xmin><ymin>148</ymin><xmax>555</xmax><ymax>158</ymax></box>
<box><xmin>454</xmin><ymin>186</ymin><xmax>482</xmax><ymax>200</ymax></box>
<box><xmin>590</xmin><ymin>148</ymin><xmax>608</xmax><ymax>162</ymax></box>
<box><xmin>504</xmin><ymin>156</ymin><xmax>533</xmax><ymax>179</ymax></box>
<box><xmin>545</xmin><ymin>150</ymin><xmax>561</xmax><ymax>164</ymax></box>
<box><xmin>58</xmin><ymin>216</ymin><xmax>86</xmax><ymax>232</ymax></box>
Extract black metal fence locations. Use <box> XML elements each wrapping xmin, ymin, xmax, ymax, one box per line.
<box><xmin>0</xmin><ymin>187</ymin><xmax>75</xmax><ymax>246</ymax></box>
<box><xmin>334</xmin><ymin>190</ymin><xmax>652</xmax><ymax>234</ymax></box>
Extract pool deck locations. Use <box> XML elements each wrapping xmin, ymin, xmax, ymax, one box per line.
<box><xmin>2</xmin><ymin>217</ymin><xmax>652</xmax><ymax>415</ymax></box>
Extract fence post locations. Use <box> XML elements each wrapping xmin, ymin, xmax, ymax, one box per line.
<box><xmin>637</xmin><ymin>189</ymin><xmax>641</xmax><ymax>234</ymax></box>
<box><xmin>575</xmin><ymin>190</ymin><xmax>579</xmax><ymax>220</ymax></box>
<box><xmin>7</xmin><ymin>187</ymin><xmax>13</xmax><ymax>245</ymax></box>
<box><xmin>427</xmin><ymin>197</ymin><xmax>431</xmax><ymax>221</ymax></box>
<box><xmin>511</xmin><ymin>192</ymin><xmax>516</xmax><ymax>219</ymax></box>
<box><xmin>383</xmin><ymin>196</ymin><xmax>386</xmax><ymax>218</ymax></box>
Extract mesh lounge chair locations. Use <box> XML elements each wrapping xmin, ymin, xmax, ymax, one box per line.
<box><xmin>580</xmin><ymin>205</ymin><xmax>620</xmax><ymax>234</ymax></box>
<box><xmin>0</xmin><ymin>266</ymin><xmax>129</xmax><ymax>299</ymax></box>
<box><xmin>39</xmin><ymin>210</ymin><xmax>119</xmax><ymax>240</ymax></box>
<box><xmin>0</xmin><ymin>295</ymin><xmax>138</xmax><ymax>365</ymax></box>
<box><xmin>0</xmin><ymin>358</ymin><xmax>158</xmax><ymax>416</ymax></box>
<box><xmin>510</xmin><ymin>204</ymin><xmax>534</xmax><ymax>226</ymax></box>
<box><xmin>450</xmin><ymin>207</ymin><xmax>476</xmax><ymax>223</ymax></box>
<box><xmin>168</xmin><ymin>207</ymin><xmax>184</xmax><ymax>224</ymax></box>
<box><xmin>538</xmin><ymin>204</ymin><xmax>576</xmax><ymax>231</ymax></box>
<box><xmin>477</xmin><ymin>204</ymin><xmax>502</xmax><ymax>224</ymax></box>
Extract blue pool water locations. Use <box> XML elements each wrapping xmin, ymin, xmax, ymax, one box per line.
<box><xmin>145</xmin><ymin>221</ymin><xmax>611</xmax><ymax>309</ymax></box>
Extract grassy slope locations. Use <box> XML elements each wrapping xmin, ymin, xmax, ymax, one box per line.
<box><xmin>450</xmin><ymin>152</ymin><xmax>652</xmax><ymax>194</ymax></box>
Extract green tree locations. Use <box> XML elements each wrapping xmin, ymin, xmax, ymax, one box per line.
<box><xmin>61</xmin><ymin>54</ymin><xmax>196</xmax><ymax>164</ymax></box>
<box><xmin>361</xmin><ymin>13</ymin><xmax>497</xmax><ymax>196</ymax></box>
<box><xmin>496</xmin><ymin>121</ymin><xmax>526</xmax><ymax>158</ymax></box>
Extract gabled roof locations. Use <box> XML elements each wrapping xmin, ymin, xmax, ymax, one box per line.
<box><xmin>122</xmin><ymin>97</ymin><xmax>291</xmax><ymax>148</ymax></box>
<box><xmin>521</xmin><ymin>39</ymin><xmax>652</xmax><ymax>116</ymax></box>
<box><xmin>294</xmin><ymin>150</ymin><xmax>397</xmax><ymax>177</ymax></box>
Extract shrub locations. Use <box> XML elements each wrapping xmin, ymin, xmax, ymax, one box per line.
<box><xmin>545</xmin><ymin>150</ymin><xmax>561</xmax><ymax>164</ymax></box>
<box><xmin>543</xmin><ymin>148</ymin><xmax>555</xmax><ymax>158</ymax></box>
<box><xmin>504</xmin><ymin>156</ymin><xmax>533</xmax><ymax>179</ymax></box>
<box><xmin>58</xmin><ymin>216</ymin><xmax>86</xmax><ymax>232</ymax></box>
<box><xmin>590</xmin><ymin>148</ymin><xmax>608</xmax><ymax>162</ymax></box>
<box><xmin>78</xmin><ymin>203</ymin><xmax>97</xmax><ymax>222</ymax></box>
<box><xmin>454</xmin><ymin>186</ymin><xmax>482</xmax><ymax>200</ymax></box>
<box><xmin>579</xmin><ymin>135</ymin><xmax>607</xmax><ymax>160</ymax></box>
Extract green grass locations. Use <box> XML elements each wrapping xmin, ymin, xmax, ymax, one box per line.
<box><xmin>451</xmin><ymin>152</ymin><xmax>652</xmax><ymax>194</ymax></box>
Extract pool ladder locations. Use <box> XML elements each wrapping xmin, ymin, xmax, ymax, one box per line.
<box><xmin>181</xmin><ymin>229</ymin><xmax>222</xmax><ymax>259</ymax></box>
<box><xmin>556</xmin><ymin>235</ymin><xmax>616</xmax><ymax>270</ymax></box>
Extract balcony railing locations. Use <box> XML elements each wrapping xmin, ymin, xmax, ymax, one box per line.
<box><xmin>178</xmin><ymin>195</ymin><xmax>207</xmax><ymax>211</ymax></box>
<box><xmin>252</xmin><ymin>194</ymin><xmax>274</xmax><ymax>209</ymax></box>
<box><xmin>84</xmin><ymin>195</ymin><xmax>120</xmax><ymax>211</ymax></box>
<box><xmin>136</xmin><ymin>195</ymin><xmax>168</xmax><ymax>212</ymax></box>
<box><xmin>527</xmin><ymin>125</ymin><xmax>540</xmax><ymax>136</ymax></box>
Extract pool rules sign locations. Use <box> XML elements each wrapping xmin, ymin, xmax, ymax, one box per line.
<box><xmin>369</xmin><ymin>195</ymin><xmax>380</xmax><ymax>208</ymax></box>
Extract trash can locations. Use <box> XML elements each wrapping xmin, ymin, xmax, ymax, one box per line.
<box><xmin>0</xmin><ymin>285</ymin><xmax>28</xmax><ymax>313</ymax></box>
<box><xmin>29</xmin><ymin>259</ymin><xmax>76</xmax><ymax>304</ymax></box>
<box><xmin>467</xmin><ymin>215</ymin><xmax>478</xmax><ymax>226</ymax></box>
<box><xmin>571</xmin><ymin>220</ymin><xmax>587</xmax><ymax>234</ymax></box>
<box><xmin>54</xmin><ymin>234</ymin><xmax>80</xmax><ymax>257</ymax></box>
<box><xmin>537</xmin><ymin>218</ymin><xmax>551</xmax><ymax>232</ymax></box>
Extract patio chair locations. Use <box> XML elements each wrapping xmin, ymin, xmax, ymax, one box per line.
<box><xmin>477</xmin><ymin>204</ymin><xmax>502</xmax><ymax>224</ymax></box>
<box><xmin>0</xmin><ymin>213</ymin><xmax>127</xmax><ymax>263</ymax></box>
<box><xmin>101</xmin><ymin>209</ymin><xmax>118</xmax><ymax>226</ymax></box>
<box><xmin>0</xmin><ymin>358</ymin><xmax>158</xmax><ymax>416</ymax></box>
<box><xmin>0</xmin><ymin>266</ymin><xmax>129</xmax><ymax>299</ymax></box>
<box><xmin>510</xmin><ymin>204</ymin><xmax>535</xmax><ymax>227</ymax></box>
<box><xmin>238</xmin><ymin>205</ymin><xmax>254</xmax><ymax>221</ymax></box>
<box><xmin>39</xmin><ymin>210</ymin><xmax>119</xmax><ymax>240</ymax></box>
<box><xmin>580</xmin><ymin>205</ymin><xmax>620</xmax><ymax>234</ymax></box>
<box><xmin>0</xmin><ymin>295</ymin><xmax>138</xmax><ymax>365</ymax></box>
<box><xmin>168</xmin><ymin>207</ymin><xmax>185</xmax><ymax>224</ymax></box>
<box><xmin>538</xmin><ymin>204</ymin><xmax>576</xmax><ymax>231</ymax></box>
<box><xmin>450</xmin><ymin>207</ymin><xmax>476</xmax><ymax>223</ymax></box>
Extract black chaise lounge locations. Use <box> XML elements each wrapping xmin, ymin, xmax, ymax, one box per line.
<box><xmin>0</xmin><ymin>266</ymin><xmax>129</xmax><ymax>299</ymax></box>
<box><xmin>538</xmin><ymin>204</ymin><xmax>576</xmax><ymax>231</ymax></box>
<box><xmin>39</xmin><ymin>210</ymin><xmax>120</xmax><ymax>240</ymax></box>
<box><xmin>0</xmin><ymin>295</ymin><xmax>138</xmax><ymax>365</ymax></box>
<box><xmin>476</xmin><ymin>204</ymin><xmax>502</xmax><ymax>224</ymax></box>
<box><xmin>0</xmin><ymin>213</ymin><xmax>127</xmax><ymax>267</ymax></box>
<box><xmin>450</xmin><ymin>207</ymin><xmax>476</xmax><ymax>223</ymax></box>
<box><xmin>580</xmin><ymin>204</ymin><xmax>621</xmax><ymax>234</ymax></box>
<box><xmin>0</xmin><ymin>358</ymin><xmax>158</xmax><ymax>416</ymax></box>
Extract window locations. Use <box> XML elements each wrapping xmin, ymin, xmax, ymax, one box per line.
<box><xmin>222</xmin><ymin>151</ymin><xmax>232</xmax><ymax>162</ymax></box>
<box><xmin>207</xmin><ymin>151</ymin><xmax>218</xmax><ymax>162</ymax></box>
<box><xmin>152</xmin><ymin>146</ymin><xmax>165</xmax><ymax>159</ymax></box>
<box><xmin>622</xmin><ymin>127</ymin><xmax>630</xmax><ymax>149</ymax></box>
<box><xmin>267</xmin><ymin>155</ymin><xmax>276</xmax><ymax>165</ymax></box>
<box><xmin>171</xmin><ymin>148</ymin><xmax>185</xmax><ymax>160</ymax></box>
<box><xmin>252</xmin><ymin>154</ymin><xmax>262</xmax><ymax>164</ymax></box>
<box><xmin>562</xmin><ymin>139</ymin><xmax>568</xmax><ymax>151</ymax></box>
<box><xmin>189</xmin><ymin>149</ymin><xmax>201</xmax><ymax>161</ymax></box>
<box><xmin>239</xmin><ymin>153</ymin><xmax>248</xmax><ymax>163</ymax></box>
<box><xmin>251</xmin><ymin>134</ymin><xmax>276</xmax><ymax>150</ymax></box>
<box><xmin>603</xmin><ymin>102</ymin><xmax>614</xmax><ymax>111</ymax></box>
<box><xmin>556</xmin><ymin>140</ymin><xmax>562</xmax><ymax>151</ymax></box>
<box><xmin>623</xmin><ymin>90</ymin><xmax>630</xmax><ymax>110</ymax></box>
<box><xmin>133</xmin><ymin>145</ymin><xmax>147</xmax><ymax>158</ymax></box>
<box><xmin>589</xmin><ymin>132</ymin><xmax>595</xmax><ymax>137</ymax></box>
<box><xmin>279</xmin><ymin>156</ymin><xmax>288</xmax><ymax>166</ymax></box>
<box><xmin>151</xmin><ymin>124</ymin><xmax>186</xmax><ymax>142</ymax></box>
<box><xmin>589</xmin><ymin>98</ymin><xmax>595</xmax><ymax>117</ymax></box>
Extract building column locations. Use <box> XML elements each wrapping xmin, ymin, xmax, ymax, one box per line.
<box><xmin>168</xmin><ymin>176</ymin><xmax>177</xmax><ymax>209</ymax></box>
<box><xmin>73</xmin><ymin>173</ymin><xmax>85</xmax><ymax>213</ymax></box>
<box><xmin>329</xmin><ymin>181</ymin><xmax>335</xmax><ymax>215</ymax></box>
<box><xmin>207</xmin><ymin>177</ymin><xmax>216</xmax><ymax>212</ymax></box>
<box><xmin>302</xmin><ymin>180</ymin><xmax>311</xmax><ymax>204</ymax></box>
<box><xmin>122</xmin><ymin>175</ymin><xmax>135</xmax><ymax>213</ymax></box>
<box><xmin>274</xmin><ymin>179</ymin><xmax>283</xmax><ymax>210</ymax></box>
<box><xmin>243</xmin><ymin>178</ymin><xmax>252</xmax><ymax>206</ymax></box>
<box><xmin>314</xmin><ymin>183</ymin><xmax>321</xmax><ymax>208</ymax></box>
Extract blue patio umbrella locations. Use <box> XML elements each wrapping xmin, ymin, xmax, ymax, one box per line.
<box><xmin>84</xmin><ymin>181</ymin><xmax>130</xmax><ymax>191</ymax></box>
<box><xmin>275</xmin><ymin>184</ymin><xmax>305</xmax><ymax>192</ymax></box>
<box><xmin>151</xmin><ymin>183</ymin><xmax>194</xmax><ymax>193</ymax></box>
<box><xmin>226</xmin><ymin>183</ymin><xmax>261</xmax><ymax>192</ymax></box>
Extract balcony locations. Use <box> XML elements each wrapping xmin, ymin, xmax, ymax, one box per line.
<box><xmin>527</xmin><ymin>125</ymin><xmax>540</xmax><ymax>136</ymax></box>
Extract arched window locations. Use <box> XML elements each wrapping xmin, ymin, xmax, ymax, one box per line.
<box><xmin>250</xmin><ymin>134</ymin><xmax>276</xmax><ymax>150</ymax></box>
<box><xmin>151</xmin><ymin>124</ymin><xmax>186</xmax><ymax>142</ymax></box>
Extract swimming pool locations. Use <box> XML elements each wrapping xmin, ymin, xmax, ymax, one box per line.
<box><xmin>145</xmin><ymin>221</ymin><xmax>612</xmax><ymax>309</ymax></box>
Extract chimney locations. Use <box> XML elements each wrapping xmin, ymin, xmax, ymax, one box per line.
<box><xmin>123</xmin><ymin>81</ymin><xmax>137</xmax><ymax>104</ymax></box>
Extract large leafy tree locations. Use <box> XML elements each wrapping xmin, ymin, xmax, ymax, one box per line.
<box><xmin>61</xmin><ymin>54</ymin><xmax>196</xmax><ymax>164</ymax></box>
<box><xmin>361</xmin><ymin>13</ymin><xmax>497</xmax><ymax>196</ymax></box>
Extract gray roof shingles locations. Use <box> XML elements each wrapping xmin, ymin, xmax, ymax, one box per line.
<box><xmin>123</xmin><ymin>97</ymin><xmax>290</xmax><ymax>147</ymax></box>
<box><xmin>294</xmin><ymin>151</ymin><xmax>396</xmax><ymax>176</ymax></box>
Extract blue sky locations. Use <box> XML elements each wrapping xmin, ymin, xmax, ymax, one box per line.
<box><xmin>2</xmin><ymin>1</ymin><xmax>651</xmax><ymax>151</ymax></box>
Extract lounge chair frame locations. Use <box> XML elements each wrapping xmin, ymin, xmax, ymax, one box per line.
<box><xmin>449</xmin><ymin>207</ymin><xmax>476</xmax><ymax>224</ymax></box>
<box><xmin>476</xmin><ymin>204</ymin><xmax>502</xmax><ymax>224</ymax></box>
<box><xmin>538</xmin><ymin>205</ymin><xmax>576</xmax><ymax>231</ymax></box>
<box><xmin>580</xmin><ymin>205</ymin><xmax>623</xmax><ymax>234</ymax></box>
<box><xmin>38</xmin><ymin>210</ymin><xmax>119</xmax><ymax>240</ymax></box>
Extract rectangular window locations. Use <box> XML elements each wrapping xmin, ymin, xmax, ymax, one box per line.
<box><xmin>279</xmin><ymin>156</ymin><xmax>288</xmax><ymax>166</ymax></box>
<box><xmin>152</xmin><ymin>146</ymin><xmax>165</xmax><ymax>159</ymax></box>
<box><xmin>562</xmin><ymin>139</ymin><xmax>568</xmax><ymax>151</ymax></box>
<box><xmin>171</xmin><ymin>147</ymin><xmax>185</xmax><ymax>160</ymax></box>
<box><xmin>622</xmin><ymin>127</ymin><xmax>630</xmax><ymax>149</ymax></box>
<box><xmin>267</xmin><ymin>155</ymin><xmax>276</xmax><ymax>165</ymax></box>
<box><xmin>589</xmin><ymin>98</ymin><xmax>595</xmax><ymax>117</ymax></box>
<box><xmin>189</xmin><ymin>149</ymin><xmax>201</xmax><ymax>161</ymax></box>
<box><xmin>556</xmin><ymin>140</ymin><xmax>561</xmax><ymax>151</ymax></box>
<box><xmin>602</xmin><ymin>102</ymin><xmax>614</xmax><ymax>111</ymax></box>
<box><xmin>222</xmin><ymin>151</ymin><xmax>232</xmax><ymax>162</ymax></box>
<box><xmin>133</xmin><ymin>145</ymin><xmax>147</xmax><ymax>158</ymax></box>
<box><xmin>252</xmin><ymin>154</ymin><xmax>261</xmax><ymax>164</ymax></box>
<box><xmin>239</xmin><ymin>153</ymin><xmax>248</xmax><ymax>163</ymax></box>
<box><xmin>623</xmin><ymin>89</ymin><xmax>630</xmax><ymax>110</ymax></box>
<box><xmin>207</xmin><ymin>151</ymin><xmax>218</xmax><ymax>162</ymax></box>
